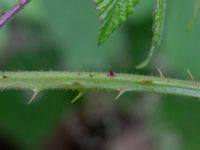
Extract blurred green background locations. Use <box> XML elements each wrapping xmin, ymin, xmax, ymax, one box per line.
<box><xmin>0</xmin><ymin>0</ymin><xmax>200</xmax><ymax>150</ymax></box>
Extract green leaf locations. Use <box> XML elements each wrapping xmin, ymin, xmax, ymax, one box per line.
<box><xmin>95</xmin><ymin>0</ymin><xmax>139</xmax><ymax>45</ymax></box>
<box><xmin>136</xmin><ymin>0</ymin><xmax>166</xmax><ymax>69</ymax></box>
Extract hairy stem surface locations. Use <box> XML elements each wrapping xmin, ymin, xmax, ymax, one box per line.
<box><xmin>0</xmin><ymin>71</ymin><xmax>200</xmax><ymax>99</ymax></box>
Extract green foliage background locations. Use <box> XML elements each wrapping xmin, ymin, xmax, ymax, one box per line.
<box><xmin>0</xmin><ymin>0</ymin><xmax>200</xmax><ymax>150</ymax></box>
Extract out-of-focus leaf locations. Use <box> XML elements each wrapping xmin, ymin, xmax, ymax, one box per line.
<box><xmin>164</xmin><ymin>0</ymin><xmax>200</xmax><ymax>77</ymax></box>
<box><xmin>154</xmin><ymin>95</ymin><xmax>200</xmax><ymax>150</ymax></box>
<box><xmin>43</xmin><ymin>0</ymin><xmax>124</xmax><ymax>69</ymax></box>
<box><xmin>187</xmin><ymin>0</ymin><xmax>200</xmax><ymax>30</ymax></box>
<box><xmin>1</xmin><ymin>0</ymin><xmax>16</xmax><ymax>7</ymax></box>
<box><xmin>95</xmin><ymin>0</ymin><xmax>139</xmax><ymax>45</ymax></box>
<box><xmin>0</xmin><ymin>28</ymin><xmax>9</xmax><ymax>55</ymax></box>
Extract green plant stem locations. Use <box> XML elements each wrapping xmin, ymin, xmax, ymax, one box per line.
<box><xmin>0</xmin><ymin>71</ymin><xmax>200</xmax><ymax>98</ymax></box>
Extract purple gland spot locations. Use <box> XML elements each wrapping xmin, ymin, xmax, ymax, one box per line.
<box><xmin>107</xmin><ymin>69</ymin><xmax>116</xmax><ymax>77</ymax></box>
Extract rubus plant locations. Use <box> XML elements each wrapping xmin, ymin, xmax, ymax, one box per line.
<box><xmin>0</xmin><ymin>0</ymin><xmax>200</xmax><ymax>103</ymax></box>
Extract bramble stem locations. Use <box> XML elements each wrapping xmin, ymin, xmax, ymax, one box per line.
<box><xmin>0</xmin><ymin>0</ymin><xmax>30</xmax><ymax>28</ymax></box>
<box><xmin>0</xmin><ymin>71</ymin><xmax>200</xmax><ymax>98</ymax></box>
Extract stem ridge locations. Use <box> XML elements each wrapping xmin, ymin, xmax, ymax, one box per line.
<box><xmin>0</xmin><ymin>71</ymin><xmax>200</xmax><ymax>99</ymax></box>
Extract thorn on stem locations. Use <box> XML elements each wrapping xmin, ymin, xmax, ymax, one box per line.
<box><xmin>157</xmin><ymin>68</ymin><xmax>164</xmax><ymax>78</ymax></box>
<box><xmin>28</xmin><ymin>89</ymin><xmax>40</xmax><ymax>105</ymax></box>
<box><xmin>71</xmin><ymin>90</ymin><xmax>85</xmax><ymax>103</ymax></box>
<box><xmin>186</xmin><ymin>69</ymin><xmax>197</xmax><ymax>85</ymax></box>
<box><xmin>114</xmin><ymin>89</ymin><xmax>127</xmax><ymax>100</ymax></box>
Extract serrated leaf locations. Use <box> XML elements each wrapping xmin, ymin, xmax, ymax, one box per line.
<box><xmin>136</xmin><ymin>0</ymin><xmax>166</xmax><ymax>69</ymax></box>
<box><xmin>95</xmin><ymin>0</ymin><xmax>139</xmax><ymax>45</ymax></box>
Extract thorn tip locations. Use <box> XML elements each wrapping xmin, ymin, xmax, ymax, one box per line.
<box><xmin>186</xmin><ymin>69</ymin><xmax>197</xmax><ymax>85</ymax></box>
<box><xmin>114</xmin><ymin>89</ymin><xmax>127</xmax><ymax>100</ymax></box>
<box><xmin>71</xmin><ymin>90</ymin><xmax>85</xmax><ymax>103</ymax></box>
<box><xmin>28</xmin><ymin>89</ymin><xmax>39</xmax><ymax>105</ymax></box>
<box><xmin>157</xmin><ymin>68</ymin><xmax>164</xmax><ymax>78</ymax></box>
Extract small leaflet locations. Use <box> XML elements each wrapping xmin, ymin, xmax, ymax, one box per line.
<box><xmin>136</xmin><ymin>0</ymin><xmax>166</xmax><ymax>69</ymax></box>
<box><xmin>95</xmin><ymin>0</ymin><xmax>139</xmax><ymax>45</ymax></box>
